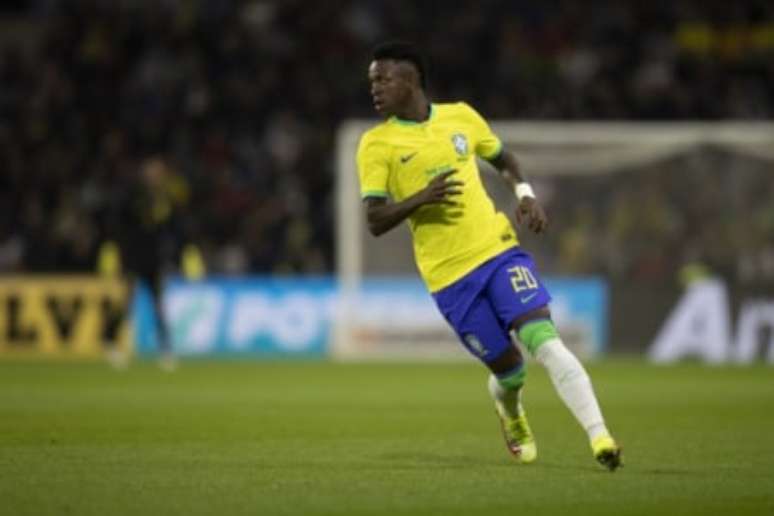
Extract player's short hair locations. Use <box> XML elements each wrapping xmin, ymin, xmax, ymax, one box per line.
<box><xmin>372</xmin><ymin>41</ymin><xmax>427</xmax><ymax>89</ymax></box>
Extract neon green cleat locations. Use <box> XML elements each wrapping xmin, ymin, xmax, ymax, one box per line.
<box><xmin>591</xmin><ymin>435</ymin><xmax>622</xmax><ymax>471</ymax></box>
<box><xmin>495</xmin><ymin>408</ymin><xmax>537</xmax><ymax>464</ymax></box>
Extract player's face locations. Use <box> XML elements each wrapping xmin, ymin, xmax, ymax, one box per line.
<box><xmin>368</xmin><ymin>60</ymin><xmax>412</xmax><ymax>117</ymax></box>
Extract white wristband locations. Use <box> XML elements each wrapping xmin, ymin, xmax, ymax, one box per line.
<box><xmin>515</xmin><ymin>182</ymin><xmax>535</xmax><ymax>201</ymax></box>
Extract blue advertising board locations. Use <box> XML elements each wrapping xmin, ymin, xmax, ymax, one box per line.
<box><xmin>133</xmin><ymin>277</ymin><xmax>336</xmax><ymax>357</ymax></box>
<box><xmin>543</xmin><ymin>277</ymin><xmax>608</xmax><ymax>356</ymax></box>
<box><xmin>133</xmin><ymin>276</ymin><xmax>607</xmax><ymax>357</ymax></box>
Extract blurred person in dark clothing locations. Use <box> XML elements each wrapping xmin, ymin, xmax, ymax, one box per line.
<box><xmin>100</xmin><ymin>156</ymin><xmax>203</xmax><ymax>369</ymax></box>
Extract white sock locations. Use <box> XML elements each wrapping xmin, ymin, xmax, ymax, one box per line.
<box><xmin>534</xmin><ymin>338</ymin><xmax>609</xmax><ymax>441</ymax></box>
<box><xmin>487</xmin><ymin>374</ymin><xmax>523</xmax><ymax>420</ymax></box>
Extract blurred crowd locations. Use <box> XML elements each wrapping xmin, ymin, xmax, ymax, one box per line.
<box><xmin>0</xmin><ymin>0</ymin><xmax>773</xmax><ymax>284</ymax></box>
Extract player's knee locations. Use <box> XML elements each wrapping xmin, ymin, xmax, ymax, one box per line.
<box><xmin>517</xmin><ymin>319</ymin><xmax>559</xmax><ymax>356</ymax></box>
<box><xmin>486</xmin><ymin>343</ymin><xmax>523</xmax><ymax>371</ymax></box>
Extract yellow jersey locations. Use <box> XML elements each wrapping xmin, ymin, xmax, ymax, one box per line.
<box><xmin>356</xmin><ymin>102</ymin><xmax>519</xmax><ymax>292</ymax></box>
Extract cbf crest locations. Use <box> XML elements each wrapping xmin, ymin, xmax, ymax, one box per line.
<box><xmin>464</xmin><ymin>333</ymin><xmax>488</xmax><ymax>357</ymax></box>
<box><xmin>451</xmin><ymin>133</ymin><xmax>468</xmax><ymax>156</ymax></box>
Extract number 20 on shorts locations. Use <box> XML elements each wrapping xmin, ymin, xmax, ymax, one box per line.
<box><xmin>507</xmin><ymin>266</ymin><xmax>538</xmax><ymax>293</ymax></box>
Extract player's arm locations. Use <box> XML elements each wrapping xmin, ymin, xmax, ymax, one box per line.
<box><xmin>487</xmin><ymin>150</ymin><xmax>548</xmax><ymax>234</ymax></box>
<box><xmin>364</xmin><ymin>169</ymin><xmax>462</xmax><ymax>236</ymax></box>
<box><xmin>463</xmin><ymin>101</ymin><xmax>548</xmax><ymax>234</ymax></box>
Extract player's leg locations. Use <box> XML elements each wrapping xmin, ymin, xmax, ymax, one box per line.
<box><xmin>513</xmin><ymin>312</ymin><xmax>621</xmax><ymax>470</ymax></box>
<box><xmin>484</xmin><ymin>345</ymin><xmax>528</xmax><ymax>423</ymax></box>
<box><xmin>434</xmin><ymin>286</ymin><xmax>537</xmax><ymax>463</ymax></box>
<box><xmin>487</xmin><ymin>248</ymin><xmax>621</xmax><ymax>470</ymax></box>
<box><xmin>484</xmin><ymin>345</ymin><xmax>537</xmax><ymax>464</ymax></box>
<box><xmin>519</xmin><ymin>318</ymin><xmax>623</xmax><ymax>470</ymax></box>
<box><xmin>141</xmin><ymin>269</ymin><xmax>177</xmax><ymax>371</ymax></box>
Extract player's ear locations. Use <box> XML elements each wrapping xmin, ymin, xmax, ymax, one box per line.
<box><xmin>396</xmin><ymin>62</ymin><xmax>420</xmax><ymax>88</ymax></box>
<box><xmin>409</xmin><ymin>67</ymin><xmax>423</xmax><ymax>89</ymax></box>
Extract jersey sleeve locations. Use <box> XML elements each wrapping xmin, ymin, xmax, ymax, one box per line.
<box><xmin>356</xmin><ymin>133</ymin><xmax>391</xmax><ymax>199</ymax></box>
<box><xmin>461</xmin><ymin>102</ymin><xmax>503</xmax><ymax>161</ymax></box>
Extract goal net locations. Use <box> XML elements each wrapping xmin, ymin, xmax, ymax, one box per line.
<box><xmin>333</xmin><ymin>121</ymin><xmax>774</xmax><ymax>360</ymax></box>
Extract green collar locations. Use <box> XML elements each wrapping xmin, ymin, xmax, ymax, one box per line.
<box><xmin>391</xmin><ymin>104</ymin><xmax>435</xmax><ymax>126</ymax></box>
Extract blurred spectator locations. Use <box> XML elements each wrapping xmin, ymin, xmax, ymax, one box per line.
<box><xmin>98</xmin><ymin>155</ymin><xmax>195</xmax><ymax>367</ymax></box>
<box><xmin>0</xmin><ymin>0</ymin><xmax>772</xmax><ymax>285</ymax></box>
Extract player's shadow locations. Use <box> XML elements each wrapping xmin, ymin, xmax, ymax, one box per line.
<box><xmin>523</xmin><ymin>460</ymin><xmax>600</xmax><ymax>473</ymax></box>
<box><xmin>628</xmin><ymin>466</ymin><xmax>707</xmax><ymax>477</ymax></box>
<box><xmin>538</xmin><ymin>461</ymin><xmax>707</xmax><ymax>476</ymax></box>
<box><xmin>375</xmin><ymin>453</ymin><xmax>710</xmax><ymax>475</ymax></box>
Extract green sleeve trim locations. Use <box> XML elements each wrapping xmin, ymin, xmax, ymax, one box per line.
<box><xmin>517</xmin><ymin>319</ymin><xmax>559</xmax><ymax>356</ymax></box>
<box><xmin>361</xmin><ymin>190</ymin><xmax>388</xmax><ymax>199</ymax></box>
<box><xmin>481</xmin><ymin>140</ymin><xmax>503</xmax><ymax>162</ymax></box>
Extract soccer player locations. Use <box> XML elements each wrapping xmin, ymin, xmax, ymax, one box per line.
<box><xmin>100</xmin><ymin>157</ymin><xmax>201</xmax><ymax>371</ymax></box>
<box><xmin>356</xmin><ymin>42</ymin><xmax>622</xmax><ymax>470</ymax></box>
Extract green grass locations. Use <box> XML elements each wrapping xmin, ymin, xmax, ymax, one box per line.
<box><xmin>1</xmin><ymin>359</ymin><xmax>773</xmax><ymax>516</ymax></box>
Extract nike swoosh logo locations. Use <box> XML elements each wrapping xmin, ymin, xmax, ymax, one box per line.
<box><xmin>520</xmin><ymin>292</ymin><xmax>538</xmax><ymax>304</ymax></box>
<box><xmin>400</xmin><ymin>152</ymin><xmax>418</xmax><ymax>164</ymax></box>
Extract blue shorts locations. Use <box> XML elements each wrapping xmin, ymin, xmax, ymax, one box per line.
<box><xmin>432</xmin><ymin>247</ymin><xmax>551</xmax><ymax>364</ymax></box>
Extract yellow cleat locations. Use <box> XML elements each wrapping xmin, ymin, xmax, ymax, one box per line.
<box><xmin>591</xmin><ymin>435</ymin><xmax>623</xmax><ymax>471</ymax></box>
<box><xmin>495</xmin><ymin>408</ymin><xmax>537</xmax><ymax>464</ymax></box>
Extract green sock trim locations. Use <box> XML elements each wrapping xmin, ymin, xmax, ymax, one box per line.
<box><xmin>497</xmin><ymin>366</ymin><xmax>526</xmax><ymax>390</ymax></box>
<box><xmin>518</xmin><ymin>319</ymin><xmax>559</xmax><ymax>356</ymax></box>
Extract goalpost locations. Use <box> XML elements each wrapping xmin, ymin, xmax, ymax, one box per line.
<box><xmin>333</xmin><ymin>120</ymin><xmax>774</xmax><ymax>361</ymax></box>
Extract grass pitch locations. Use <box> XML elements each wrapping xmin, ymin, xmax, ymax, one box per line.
<box><xmin>1</xmin><ymin>359</ymin><xmax>773</xmax><ymax>516</ymax></box>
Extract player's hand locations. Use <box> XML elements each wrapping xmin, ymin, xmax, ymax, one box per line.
<box><xmin>516</xmin><ymin>196</ymin><xmax>548</xmax><ymax>233</ymax></box>
<box><xmin>419</xmin><ymin>169</ymin><xmax>464</xmax><ymax>206</ymax></box>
